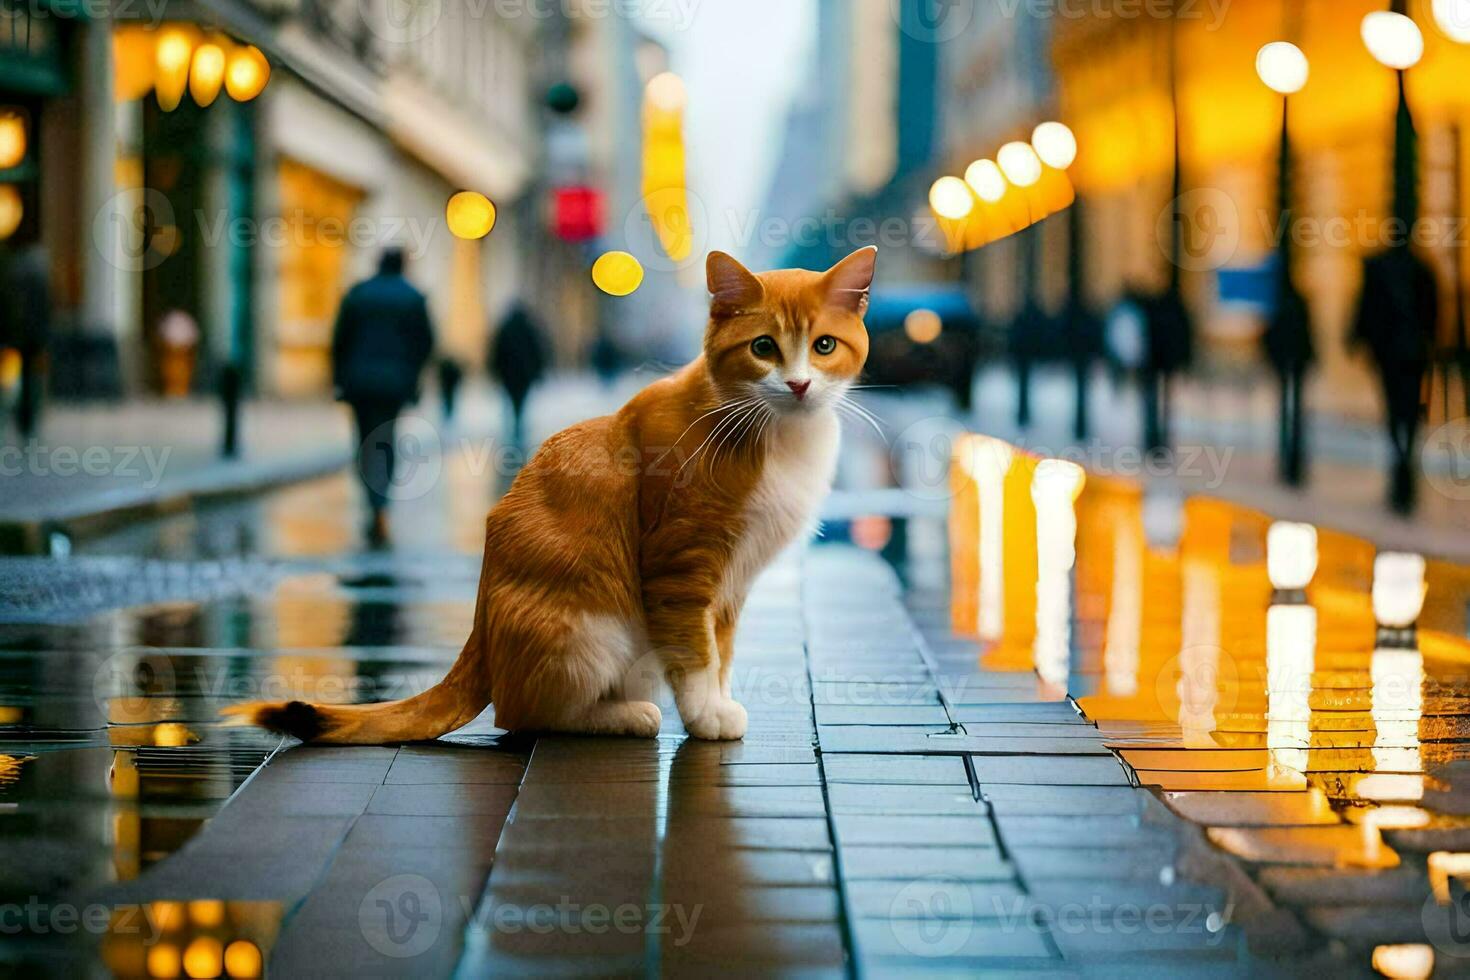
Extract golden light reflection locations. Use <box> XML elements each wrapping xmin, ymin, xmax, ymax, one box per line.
<box><xmin>445</xmin><ymin>190</ymin><xmax>497</xmax><ymax>240</ymax></box>
<box><xmin>0</xmin><ymin>108</ymin><xmax>26</xmax><ymax>169</ymax></box>
<box><xmin>189</xmin><ymin>42</ymin><xmax>226</xmax><ymax>108</ymax></box>
<box><xmin>903</xmin><ymin>308</ymin><xmax>942</xmax><ymax>344</ymax></box>
<box><xmin>224</xmin><ymin>45</ymin><xmax>270</xmax><ymax>102</ymax></box>
<box><xmin>182</xmin><ymin>935</ymin><xmax>223</xmax><ymax>978</ymax></box>
<box><xmin>592</xmin><ymin>250</ymin><xmax>644</xmax><ymax>296</ymax></box>
<box><xmin>1372</xmin><ymin>943</ymin><xmax>1434</xmax><ymax>980</ymax></box>
<box><xmin>0</xmin><ymin>754</ymin><xmax>32</xmax><ymax>790</ymax></box>
<box><xmin>154</xmin><ymin>26</ymin><xmax>196</xmax><ymax>112</ymax></box>
<box><xmin>0</xmin><ymin>184</ymin><xmax>24</xmax><ymax>241</ymax></box>
<box><xmin>1032</xmin><ymin>460</ymin><xmax>1085</xmax><ymax>690</ymax></box>
<box><xmin>642</xmin><ymin>72</ymin><xmax>692</xmax><ymax>263</ymax></box>
<box><xmin>223</xmin><ymin>940</ymin><xmax>262</xmax><ymax>978</ymax></box>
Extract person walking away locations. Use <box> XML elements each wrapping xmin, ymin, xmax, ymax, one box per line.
<box><xmin>489</xmin><ymin>301</ymin><xmax>547</xmax><ymax>448</ymax></box>
<box><xmin>331</xmin><ymin>248</ymin><xmax>434</xmax><ymax>545</ymax></box>
<box><xmin>437</xmin><ymin>357</ymin><xmax>463</xmax><ymax>423</ymax></box>
<box><xmin>4</xmin><ymin>243</ymin><xmax>51</xmax><ymax>439</ymax></box>
<box><xmin>1351</xmin><ymin>243</ymin><xmax>1438</xmax><ymax>514</ymax></box>
<box><xmin>1141</xmin><ymin>288</ymin><xmax>1194</xmax><ymax>458</ymax></box>
<box><xmin>1262</xmin><ymin>278</ymin><xmax>1315</xmax><ymax>487</ymax></box>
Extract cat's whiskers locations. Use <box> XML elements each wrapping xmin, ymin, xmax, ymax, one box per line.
<box><xmin>659</xmin><ymin>395</ymin><xmax>762</xmax><ymax>472</ymax></box>
<box><xmin>679</xmin><ymin>399</ymin><xmax>762</xmax><ymax>475</ymax></box>
<box><xmin>834</xmin><ymin>394</ymin><xmax>887</xmax><ymax>443</ymax></box>
<box><xmin>705</xmin><ymin>403</ymin><xmax>766</xmax><ymax>472</ymax></box>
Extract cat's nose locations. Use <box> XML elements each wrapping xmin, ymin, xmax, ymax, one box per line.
<box><xmin>785</xmin><ymin>380</ymin><xmax>811</xmax><ymax>401</ymax></box>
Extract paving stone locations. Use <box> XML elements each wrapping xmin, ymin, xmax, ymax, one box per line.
<box><xmin>383</xmin><ymin>749</ymin><xmax>527</xmax><ymax>784</ymax></box>
<box><xmin>839</xmin><ymin>845</ymin><xmax>1013</xmax><ymax>882</ymax></box>
<box><xmin>1257</xmin><ymin>866</ymin><xmax>1429</xmax><ymax>905</ymax></box>
<box><xmin>1011</xmin><ymin>846</ymin><xmax>1179</xmax><ymax>882</ymax></box>
<box><xmin>845</xmin><ymin>879</ymin><xmax>1030</xmax><ymax>919</ymax></box>
<box><xmin>827</xmin><ymin>783</ymin><xmax>981</xmax><ymax>815</ymax></box>
<box><xmin>946</xmin><ymin>703</ymin><xmax>1085</xmax><ymax>723</ymax></box>
<box><xmin>813</xmin><ymin>703</ymin><xmax>951</xmax><ymax>725</ymax></box>
<box><xmin>995</xmin><ymin>815</ymin><xmax>1176</xmax><ymax>849</ymax></box>
<box><xmin>980</xmin><ymin>785</ymin><xmax>1149</xmax><ymax>817</ymax></box>
<box><xmin>663</xmin><ymin>921</ymin><xmax>846</xmax><ymax>967</ymax></box>
<box><xmin>367</xmin><ymin>782</ymin><xmax>517</xmax><ymax>817</ymax></box>
<box><xmin>1162</xmin><ymin>791</ymin><xmax>1341</xmax><ymax>827</ymax></box>
<box><xmin>833</xmin><ymin>814</ymin><xmax>997</xmax><ymax>848</ymax></box>
<box><xmin>853</xmin><ymin>918</ymin><xmax>1054</xmax><ymax>960</ymax></box>
<box><xmin>664</xmin><ymin>816</ymin><xmax>832</xmax><ymax>850</ymax></box>
<box><xmin>1302</xmin><ymin>905</ymin><xmax>1432</xmax><ymax>946</ymax></box>
<box><xmin>1205</xmin><ymin>827</ymin><xmax>1399</xmax><ymax>868</ymax></box>
<box><xmin>662</xmin><ymin>848</ymin><xmax>834</xmax><ymax>886</ymax></box>
<box><xmin>971</xmin><ymin>755</ymin><xmax>1130</xmax><ymax>786</ymax></box>
<box><xmin>821</xmin><ymin>753</ymin><xmax>970</xmax><ymax>785</ymax></box>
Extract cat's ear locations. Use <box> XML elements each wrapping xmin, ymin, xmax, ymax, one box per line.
<box><xmin>707</xmin><ymin>251</ymin><xmax>763</xmax><ymax>316</ymax></box>
<box><xmin>823</xmin><ymin>246</ymin><xmax>877</xmax><ymax>316</ymax></box>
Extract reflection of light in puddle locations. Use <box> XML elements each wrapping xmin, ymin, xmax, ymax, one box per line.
<box><xmin>101</xmin><ymin>901</ymin><xmax>277</xmax><ymax>978</ymax></box>
<box><xmin>1032</xmin><ymin>460</ymin><xmax>1084</xmax><ymax>689</ymax></box>
<box><xmin>1355</xmin><ymin>773</ymin><xmax>1425</xmax><ymax>802</ymax></box>
<box><xmin>1372</xmin><ymin>647</ymin><xmax>1424</xmax><ymax>773</ymax></box>
<box><xmin>1428</xmin><ymin>852</ymin><xmax>1470</xmax><ymax>904</ymax></box>
<box><xmin>1372</xmin><ymin>943</ymin><xmax>1434</xmax><ymax>979</ymax></box>
<box><xmin>1103</xmin><ymin>509</ymin><xmax>1142</xmax><ymax>697</ymax></box>
<box><xmin>1349</xmin><ymin>805</ymin><xmax>1432</xmax><ymax>831</ymax></box>
<box><xmin>1266</xmin><ymin>602</ymin><xmax>1315</xmax><ymax>776</ymax></box>
<box><xmin>960</xmin><ymin>436</ymin><xmax>1012</xmax><ymax>642</ymax></box>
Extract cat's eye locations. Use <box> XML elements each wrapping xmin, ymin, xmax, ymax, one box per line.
<box><xmin>750</xmin><ymin>336</ymin><xmax>778</xmax><ymax>357</ymax></box>
<box><xmin>813</xmin><ymin>335</ymin><xmax>837</xmax><ymax>355</ymax></box>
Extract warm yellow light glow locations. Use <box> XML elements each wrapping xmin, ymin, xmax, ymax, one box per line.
<box><xmin>1372</xmin><ymin>944</ymin><xmax>1434</xmax><ymax>979</ymax></box>
<box><xmin>182</xmin><ymin>936</ymin><xmax>223</xmax><ymax>979</ymax></box>
<box><xmin>223</xmin><ymin>940</ymin><xmax>262</xmax><ymax>978</ymax></box>
<box><xmin>1356</xmin><ymin>773</ymin><xmax>1425</xmax><ymax>802</ymax></box>
<box><xmin>1373</xmin><ymin>552</ymin><xmax>1427</xmax><ymax>627</ymax></box>
<box><xmin>1031</xmin><ymin>121</ymin><xmax>1077</xmax><ymax>170</ymax></box>
<box><xmin>904</xmin><ymin>308</ymin><xmax>942</xmax><ymax>344</ymax></box>
<box><xmin>1255</xmin><ymin>41</ymin><xmax>1310</xmax><ymax>95</ymax></box>
<box><xmin>189</xmin><ymin>42</ymin><xmax>226</xmax><ymax>107</ymax></box>
<box><xmin>1434</xmin><ymin>0</ymin><xmax>1470</xmax><ymax>42</ymax></box>
<box><xmin>224</xmin><ymin>45</ymin><xmax>270</xmax><ymax>102</ymax></box>
<box><xmin>997</xmin><ymin>141</ymin><xmax>1043</xmax><ymax>188</ymax></box>
<box><xmin>187</xmin><ymin>899</ymin><xmax>225</xmax><ymax>927</ymax></box>
<box><xmin>928</xmin><ymin>176</ymin><xmax>973</xmax><ymax>220</ymax></box>
<box><xmin>154</xmin><ymin>27</ymin><xmax>195</xmax><ymax>112</ymax></box>
<box><xmin>152</xmin><ymin>722</ymin><xmax>194</xmax><ymax>747</ymax></box>
<box><xmin>645</xmin><ymin>71</ymin><xmax>687</xmax><ymax>113</ymax></box>
<box><xmin>963</xmin><ymin>159</ymin><xmax>1007</xmax><ymax>202</ymax></box>
<box><xmin>592</xmin><ymin>250</ymin><xmax>644</xmax><ymax>296</ymax></box>
<box><xmin>150</xmin><ymin>900</ymin><xmax>187</xmax><ymax>931</ymax></box>
<box><xmin>146</xmin><ymin>942</ymin><xmax>182</xmax><ymax>978</ymax></box>
<box><xmin>1363</xmin><ymin>11</ymin><xmax>1425</xmax><ymax>70</ymax></box>
<box><xmin>1429</xmin><ymin>852</ymin><xmax>1470</xmax><ymax>904</ymax></box>
<box><xmin>0</xmin><ymin>184</ymin><xmax>21</xmax><ymax>240</ymax></box>
<box><xmin>1266</xmin><ymin>521</ymin><xmax>1318</xmax><ymax>589</ymax></box>
<box><xmin>445</xmin><ymin>191</ymin><xmax>497</xmax><ymax>240</ymax></box>
<box><xmin>0</xmin><ymin>110</ymin><xmax>26</xmax><ymax>169</ymax></box>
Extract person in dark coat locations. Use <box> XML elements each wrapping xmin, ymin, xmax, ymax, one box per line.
<box><xmin>1351</xmin><ymin>244</ymin><xmax>1438</xmax><ymax>514</ymax></box>
<box><xmin>1262</xmin><ymin>278</ymin><xmax>1315</xmax><ymax>487</ymax></box>
<box><xmin>1141</xmin><ymin>287</ymin><xmax>1194</xmax><ymax>457</ymax></box>
<box><xmin>3</xmin><ymin>243</ymin><xmax>52</xmax><ymax>439</ymax></box>
<box><xmin>488</xmin><ymin>301</ymin><xmax>548</xmax><ymax>448</ymax></box>
<box><xmin>331</xmin><ymin>248</ymin><xmax>434</xmax><ymax>544</ymax></box>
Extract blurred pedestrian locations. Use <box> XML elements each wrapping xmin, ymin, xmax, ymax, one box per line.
<box><xmin>1351</xmin><ymin>244</ymin><xmax>1438</xmax><ymax>514</ymax></box>
<box><xmin>331</xmin><ymin>248</ymin><xmax>435</xmax><ymax>545</ymax></box>
<box><xmin>489</xmin><ymin>300</ymin><xmax>547</xmax><ymax>448</ymax></box>
<box><xmin>1262</xmin><ymin>279</ymin><xmax>1315</xmax><ymax>487</ymax></box>
<box><xmin>437</xmin><ymin>357</ymin><xmax>463</xmax><ymax>422</ymax></box>
<box><xmin>590</xmin><ymin>329</ymin><xmax>622</xmax><ymax>388</ymax></box>
<box><xmin>1141</xmin><ymin>288</ymin><xmax>1194</xmax><ymax>457</ymax></box>
<box><xmin>2</xmin><ymin>242</ymin><xmax>51</xmax><ymax>439</ymax></box>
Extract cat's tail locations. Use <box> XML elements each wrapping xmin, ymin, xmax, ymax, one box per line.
<box><xmin>222</xmin><ymin>585</ymin><xmax>493</xmax><ymax>745</ymax></box>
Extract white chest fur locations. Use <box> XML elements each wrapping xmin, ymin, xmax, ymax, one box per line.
<box><xmin>720</xmin><ymin>409</ymin><xmax>840</xmax><ymax>610</ymax></box>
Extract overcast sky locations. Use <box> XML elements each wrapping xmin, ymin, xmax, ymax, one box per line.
<box><xmin>641</xmin><ymin>0</ymin><xmax>816</xmax><ymax>261</ymax></box>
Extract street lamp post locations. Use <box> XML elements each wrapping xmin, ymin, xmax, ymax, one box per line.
<box><xmin>1256</xmin><ymin>40</ymin><xmax>1311</xmax><ymax>486</ymax></box>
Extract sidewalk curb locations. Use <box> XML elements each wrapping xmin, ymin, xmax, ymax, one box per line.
<box><xmin>0</xmin><ymin>450</ymin><xmax>353</xmax><ymax>555</ymax></box>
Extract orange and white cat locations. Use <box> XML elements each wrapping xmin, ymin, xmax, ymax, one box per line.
<box><xmin>226</xmin><ymin>246</ymin><xmax>876</xmax><ymax>742</ymax></box>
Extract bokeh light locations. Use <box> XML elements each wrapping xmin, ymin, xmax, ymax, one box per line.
<box><xmin>928</xmin><ymin>176</ymin><xmax>973</xmax><ymax>220</ymax></box>
<box><xmin>0</xmin><ymin>110</ymin><xmax>26</xmax><ymax>169</ymax></box>
<box><xmin>189</xmin><ymin>42</ymin><xmax>226</xmax><ymax>107</ymax></box>
<box><xmin>445</xmin><ymin>191</ymin><xmax>497</xmax><ymax>239</ymax></box>
<box><xmin>645</xmin><ymin>71</ymin><xmax>687</xmax><ymax>113</ymax></box>
<box><xmin>224</xmin><ymin>45</ymin><xmax>270</xmax><ymax>101</ymax></box>
<box><xmin>592</xmin><ymin>250</ymin><xmax>644</xmax><ymax>296</ymax></box>
<box><xmin>0</xmin><ymin>185</ymin><xmax>22</xmax><ymax>240</ymax></box>
<box><xmin>1362</xmin><ymin>11</ymin><xmax>1424</xmax><ymax>70</ymax></box>
<box><xmin>1031</xmin><ymin>122</ymin><xmax>1077</xmax><ymax>170</ymax></box>
<box><xmin>223</xmin><ymin>940</ymin><xmax>262</xmax><ymax>978</ymax></box>
<box><xmin>904</xmin><ymin>308</ymin><xmax>943</xmax><ymax>344</ymax></box>
<box><xmin>997</xmin><ymin>141</ymin><xmax>1043</xmax><ymax>188</ymax></box>
<box><xmin>963</xmin><ymin>159</ymin><xmax>1007</xmax><ymax>202</ymax></box>
<box><xmin>1434</xmin><ymin>0</ymin><xmax>1470</xmax><ymax>42</ymax></box>
<box><xmin>146</xmin><ymin>943</ymin><xmax>182</xmax><ymax>979</ymax></box>
<box><xmin>182</xmin><ymin>936</ymin><xmax>223</xmax><ymax>979</ymax></box>
<box><xmin>1255</xmin><ymin>41</ymin><xmax>1309</xmax><ymax>95</ymax></box>
<box><xmin>155</xmin><ymin>26</ymin><xmax>195</xmax><ymax>111</ymax></box>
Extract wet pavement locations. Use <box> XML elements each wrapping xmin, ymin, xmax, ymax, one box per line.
<box><xmin>4</xmin><ymin>394</ymin><xmax>1470</xmax><ymax>977</ymax></box>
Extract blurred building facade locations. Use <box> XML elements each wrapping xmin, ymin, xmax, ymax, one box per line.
<box><xmin>0</xmin><ymin>0</ymin><xmax>614</xmax><ymax>401</ymax></box>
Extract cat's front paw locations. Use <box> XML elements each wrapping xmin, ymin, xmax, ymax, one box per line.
<box><xmin>682</xmin><ymin>698</ymin><xmax>747</xmax><ymax>740</ymax></box>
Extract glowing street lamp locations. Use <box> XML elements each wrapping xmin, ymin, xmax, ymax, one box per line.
<box><xmin>1434</xmin><ymin>0</ymin><xmax>1470</xmax><ymax>41</ymax></box>
<box><xmin>996</xmin><ymin>141</ymin><xmax>1042</xmax><ymax>188</ymax></box>
<box><xmin>0</xmin><ymin>110</ymin><xmax>25</xmax><ymax>170</ymax></box>
<box><xmin>224</xmin><ymin>45</ymin><xmax>270</xmax><ymax>102</ymax></box>
<box><xmin>928</xmin><ymin>176</ymin><xmax>974</xmax><ymax>221</ymax></box>
<box><xmin>963</xmin><ymin>159</ymin><xmax>1006</xmax><ymax>202</ymax></box>
<box><xmin>1255</xmin><ymin>41</ymin><xmax>1309</xmax><ymax>94</ymax></box>
<box><xmin>1362</xmin><ymin>10</ymin><xmax>1424</xmax><ymax>69</ymax></box>
<box><xmin>154</xmin><ymin>26</ymin><xmax>195</xmax><ymax>111</ymax></box>
<box><xmin>189</xmin><ymin>41</ymin><xmax>226</xmax><ymax>108</ymax></box>
<box><xmin>1031</xmin><ymin>122</ymin><xmax>1077</xmax><ymax>170</ymax></box>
